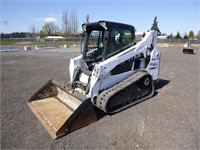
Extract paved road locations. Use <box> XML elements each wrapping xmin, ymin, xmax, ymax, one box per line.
<box><xmin>1</xmin><ymin>46</ymin><xmax>199</xmax><ymax>149</ymax></box>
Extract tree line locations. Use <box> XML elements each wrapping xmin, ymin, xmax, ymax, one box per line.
<box><xmin>167</xmin><ymin>31</ymin><xmax>199</xmax><ymax>39</ymax></box>
<box><xmin>1</xmin><ymin>9</ymin><xmax>81</xmax><ymax>39</ymax></box>
<box><xmin>1</xmin><ymin>32</ymin><xmax>33</xmax><ymax>38</ymax></box>
<box><xmin>1</xmin><ymin>15</ymin><xmax>200</xmax><ymax>39</ymax></box>
<box><xmin>150</xmin><ymin>16</ymin><xmax>200</xmax><ymax>39</ymax></box>
<box><xmin>39</xmin><ymin>9</ymin><xmax>79</xmax><ymax>38</ymax></box>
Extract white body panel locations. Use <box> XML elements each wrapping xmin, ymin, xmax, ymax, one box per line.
<box><xmin>69</xmin><ymin>55</ymin><xmax>82</xmax><ymax>82</ymax></box>
<box><xmin>69</xmin><ymin>30</ymin><xmax>160</xmax><ymax>101</ymax></box>
<box><xmin>145</xmin><ymin>47</ymin><xmax>160</xmax><ymax>80</ymax></box>
<box><xmin>79</xmin><ymin>73</ymin><xmax>89</xmax><ymax>85</ymax></box>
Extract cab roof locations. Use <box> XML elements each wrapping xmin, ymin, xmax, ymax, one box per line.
<box><xmin>82</xmin><ymin>20</ymin><xmax>135</xmax><ymax>32</ymax></box>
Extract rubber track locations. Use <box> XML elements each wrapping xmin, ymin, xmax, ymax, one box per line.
<box><xmin>96</xmin><ymin>70</ymin><xmax>154</xmax><ymax>114</ymax></box>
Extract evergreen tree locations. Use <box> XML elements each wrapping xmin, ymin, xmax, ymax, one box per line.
<box><xmin>175</xmin><ymin>32</ymin><xmax>182</xmax><ymax>39</ymax></box>
<box><xmin>167</xmin><ymin>33</ymin><xmax>173</xmax><ymax>39</ymax></box>
<box><xmin>150</xmin><ymin>16</ymin><xmax>161</xmax><ymax>35</ymax></box>
<box><xmin>183</xmin><ymin>33</ymin><xmax>188</xmax><ymax>39</ymax></box>
<box><xmin>188</xmin><ymin>30</ymin><xmax>194</xmax><ymax>39</ymax></box>
<box><xmin>196</xmin><ymin>31</ymin><xmax>200</xmax><ymax>39</ymax></box>
<box><xmin>40</xmin><ymin>30</ymin><xmax>45</xmax><ymax>38</ymax></box>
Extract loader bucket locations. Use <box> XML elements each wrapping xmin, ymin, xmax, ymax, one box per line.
<box><xmin>28</xmin><ymin>80</ymin><xmax>98</xmax><ymax>139</ymax></box>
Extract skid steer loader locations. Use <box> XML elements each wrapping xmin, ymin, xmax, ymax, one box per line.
<box><xmin>28</xmin><ymin>21</ymin><xmax>160</xmax><ymax>139</ymax></box>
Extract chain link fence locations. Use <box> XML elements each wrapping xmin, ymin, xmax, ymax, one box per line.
<box><xmin>0</xmin><ymin>37</ymin><xmax>199</xmax><ymax>45</ymax></box>
<box><xmin>157</xmin><ymin>38</ymin><xmax>200</xmax><ymax>44</ymax></box>
<box><xmin>0</xmin><ymin>37</ymin><xmax>82</xmax><ymax>42</ymax></box>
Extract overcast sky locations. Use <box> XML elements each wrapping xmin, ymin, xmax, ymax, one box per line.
<box><xmin>0</xmin><ymin>0</ymin><xmax>199</xmax><ymax>35</ymax></box>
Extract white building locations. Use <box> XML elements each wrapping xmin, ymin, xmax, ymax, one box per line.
<box><xmin>44</xmin><ymin>36</ymin><xmax>64</xmax><ymax>41</ymax></box>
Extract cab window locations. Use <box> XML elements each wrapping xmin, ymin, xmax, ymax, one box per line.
<box><xmin>107</xmin><ymin>28</ymin><xmax>134</xmax><ymax>58</ymax></box>
<box><xmin>85</xmin><ymin>30</ymin><xmax>104</xmax><ymax>62</ymax></box>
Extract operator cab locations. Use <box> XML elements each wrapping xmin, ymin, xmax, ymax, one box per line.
<box><xmin>82</xmin><ymin>21</ymin><xmax>135</xmax><ymax>71</ymax></box>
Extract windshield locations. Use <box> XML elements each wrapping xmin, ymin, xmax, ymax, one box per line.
<box><xmin>85</xmin><ymin>30</ymin><xmax>105</xmax><ymax>63</ymax></box>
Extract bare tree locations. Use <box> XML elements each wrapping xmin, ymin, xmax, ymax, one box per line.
<box><xmin>70</xmin><ymin>9</ymin><xmax>78</xmax><ymax>35</ymax></box>
<box><xmin>30</xmin><ymin>24</ymin><xmax>36</xmax><ymax>37</ymax></box>
<box><xmin>62</xmin><ymin>9</ymin><xmax>69</xmax><ymax>36</ymax></box>
<box><xmin>42</xmin><ymin>22</ymin><xmax>60</xmax><ymax>36</ymax></box>
<box><xmin>74</xmin><ymin>10</ymin><xmax>79</xmax><ymax>34</ymax></box>
<box><xmin>1</xmin><ymin>20</ymin><xmax>8</xmax><ymax>25</ymax></box>
<box><xmin>62</xmin><ymin>9</ymin><xmax>79</xmax><ymax>36</ymax></box>
<box><xmin>0</xmin><ymin>8</ymin><xmax>8</xmax><ymax>25</ymax></box>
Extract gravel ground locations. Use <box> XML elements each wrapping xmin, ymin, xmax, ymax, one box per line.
<box><xmin>1</xmin><ymin>46</ymin><xmax>199</xmax><ymax>149</ymax></box>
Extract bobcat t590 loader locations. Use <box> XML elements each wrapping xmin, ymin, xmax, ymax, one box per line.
<box><xmin>28</xmin><ymin>21</ymin><xmax>160</xmax><ymax>139</ymax></box>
